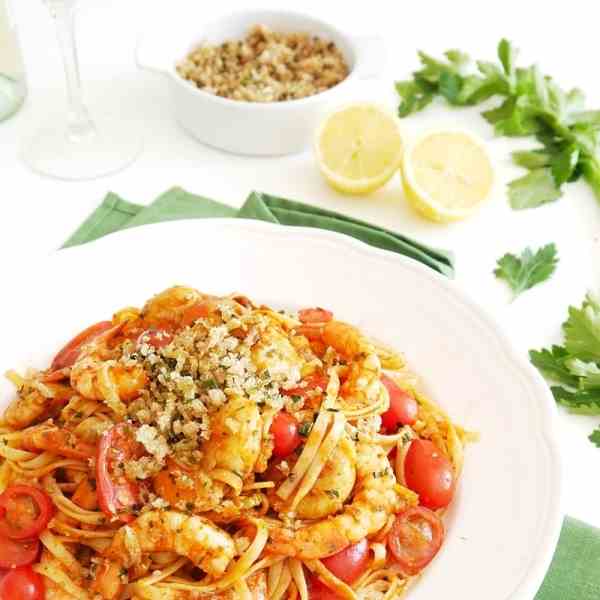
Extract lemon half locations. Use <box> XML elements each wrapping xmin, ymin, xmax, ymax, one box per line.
<box><xmin>401</xmin><ymin>130</ymin><xmax>494</xmax><ymax>222</ymax></box>
<box><xmin>315</xmin><ymin>103</ymin><xmax>404</xmax><ymax>195</ymax></box>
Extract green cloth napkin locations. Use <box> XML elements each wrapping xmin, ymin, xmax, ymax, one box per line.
<box><xmin>63</xmin><ymin>187</ymin><xmax>454</xmax><ymax>277</ymax></box>
<box><xmin>64</xmin><ymin>187</ymin><xmax>600</xmax><ymax>600</ymax></box>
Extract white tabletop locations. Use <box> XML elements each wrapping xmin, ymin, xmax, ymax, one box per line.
<box><xmin>2</xmin><ymin>0</ymin><xmax>600</xmax><ymax>529</ymax></box>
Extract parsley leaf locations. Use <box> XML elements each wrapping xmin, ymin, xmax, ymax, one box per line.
<box><xmin>550</xmin><ymin>144</ymin><xmax>580</xmax><ymax>187</ymax></box>
<box><xmin>529</xmin><ymin>346</ymin><xmax>579</xmax><ymax>387</ymax></box>
<box><xmin>508</xmin><ymin>169</ymin><xmax>562</xmax><ymax>209</ymax></box>
<box><xmin>396</xmin><ymin>80</ymin><xmax>435</xmax><ymax>117</ymax></box>
<box><xmin>589</xmin><ymin>428</ymin><xmax>600</xmax><ymax>447</ymax></box>
<box><xmin>563</xmin><ymin>294</ymin><xmax>600</xmax><ymax>361</ymax></box>
<box><xmin>494</xmin><ymin>244</ymin><xmax>558</xmax><ymax>297</ymax></box>
<box><xmin>511</xmin><ymin>149</ymin><xmax>551</xmax><ymax>170</ymax></box>
<box><xmin>298</xmin><ymin>422</ymin><xmax>312</xmax><ymax>437</ymax></box>
<box><xmin>565</xmin><ymin>358</ymin><xmax>600</xmax><ymax>390</ymax></box>
<box><xmin>395</xmin><ymin>38</ymin><xmax>600</xmax><ymax>209</ymax></box>
<box><xmin>551</xmin><ymin>386</ymin><xmax>600</xmax><ymax>415</ymax></box>
<box><xmin>530</xmin><ymin>293</ymin><xmax>600</xmax><ymax>448</ymax></box>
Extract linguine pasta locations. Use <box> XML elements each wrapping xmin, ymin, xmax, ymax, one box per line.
<box><xmin>0</xmin><ymin>286</ymin><xmax>471</xmax><ymax>600</ymax></box>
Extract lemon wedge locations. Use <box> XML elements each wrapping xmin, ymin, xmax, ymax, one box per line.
<box><xmin>401</xmin><ymin>130</ymin><xmax>494</xmax><ymax>222</ymax></box>
<box><xmin>315</xmin><ymin>103</ymin><xmax>404</xmax><ymax>195</ymax></box>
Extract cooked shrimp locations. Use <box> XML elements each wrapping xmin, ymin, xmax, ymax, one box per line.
<box><xmin>267</xmin><ymin>441</ymin><xmax>401</xmax><ymax>559</ymax></box>
<box><xmin>269</xmin><ymin>436</ymin><xmax>357</xmax><ymax>520</ymax></box>
<box><xmin>303</xmin><ymin>319</ymin><xmax>399</xmax><ymax>380</ymax></box>
<box><xmin>141</xmin><ymin>286</ymin><xmax>220</xmax><ymax>329</ymax></box>
<box><xmin>317</xmin><ymin>320</ymin><xmax>384</xmax><ymax>410</ymax></box>
<box><xmin>201</xmin><ymin>394</ymin><xmax>262</xmax><ymax>481</ymax></box>
<box><xmin>3</xmin><ymin>381</ymin><xmax>75</xmax><ymax>429</ymax></box>
<box><xmin>105</xmin><ymin>510</ymin><xmax>236</xmax><ymax>577</ymax></box>
<box><xmin>295</xmin><ymin>435</ymin><xmax>356</xmax><ymax>519</ymax></box>
<box><xmin>322</xmin><ymin>320</ymin><xmax>372</xmax><ymax>360</ymax></box>
<box><xmin>153</xmin><ymin>460</ymin><xmax>225</xmax><ymax>512</ymax></box>
<box><xmin>153</xmin><ymin>395</ymin><xmax>262</xmax><ymax>509</ymax></box>
<box><xmin>70</xmin><ymin>328</ymin><xmax>147</xmax><ymax>416</ymax></box>
<box><xmin>130</xmin><ymin>571</ymin><xmax>267</xmax><ymax>600</ymax></box>
<box><xmin>71</xmin><ymin>359</ymin><xmax>147</xmax><ymax>409</ymax></box>
<box><xmin>22</xmin><ymin>425</ymin><xmax>95</xmax><ymax>460</ymax></box>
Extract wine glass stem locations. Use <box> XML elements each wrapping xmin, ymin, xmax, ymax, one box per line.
<box><xmin>49</xmin><ymin>1</ymin><xmax>96</xmax><ymax>142</ymax></box>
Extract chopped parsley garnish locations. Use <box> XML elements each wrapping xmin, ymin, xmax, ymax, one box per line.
<box><xmin>202</xmin><ymin>378</ymin><xmax>219</xmax><ymax>390</ymax></box>
<box><xmin>298</xmin><ymin>422</ymin><xmax>313</xmax><ymax>437</ymax></box>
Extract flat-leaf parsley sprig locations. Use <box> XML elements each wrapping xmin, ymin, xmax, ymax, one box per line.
<box><xmin>530</xmin><ymin>293</ymin><xmax>600</xmax><ymax>447</ymax></box>
<box><xmin>494</xmin><ymin>243</ymin><xmax>558</xmax><ymax>299</ymax></box>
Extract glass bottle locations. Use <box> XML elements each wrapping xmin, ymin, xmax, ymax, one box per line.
<box><xmin>0</xmin><ymin>0</ymin><xmax>26</xmax><ymax>122</ymax></box>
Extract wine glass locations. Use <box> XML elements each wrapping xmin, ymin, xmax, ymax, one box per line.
<box><xmin>22</xmin><ymin>0</ymin><xmax>142</xmax><ymax>180</ymax></box>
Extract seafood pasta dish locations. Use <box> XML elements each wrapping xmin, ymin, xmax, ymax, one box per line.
<box><xmin>0</xmin><ymin>286</ymin><xmax>471</xmax><ymax>600</ymax></box>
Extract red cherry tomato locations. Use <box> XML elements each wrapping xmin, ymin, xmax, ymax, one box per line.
<box><xmin>404</xmin><ymin>440</ymin><xmax>455</xmax><ymax>510</ymax></box>
<box><xmin>270</xmin><ymin>412</ymin><xmax>302</xmax><ymax>458</ymax></box>
<box><xmin>0</xmin><ymin>566</ymin><xmax>44</xmax><ymax>600</ymax></box>
<box><xmin>298</xmin><ymin>308</ymin><xmax>333</xmax><ymax>324</ymax></box>
<box><xmin>321</xmin><ymin>539</ymin><xmax>370</xmax><ymax>584</ymax></box>
<box><xmin>380</xmin><ymin>375</ymin><xmax>418</xmax><ymax>430</ymax></box>
<box><xmin>0</xmin><ymin>485</ymin><xmax>54</xmax><ymax>541</ymax></box>
<box><xmin>283</xmin><ymin>374</ymin><xmax>329</xmax><ymax>399</ymax></box>
<box><xmin>97</xmin><ymin>425</ymin><xmax>144</xmax><ymax>523</ymax></box>
<box><xmin>51</xmin><ymin>321</ymin><xmax>113</xmax><ymax>370</ymax></box>
<box><xmin>388</xmin><ymin>507</ymin><xmax>444</xmax><ymax>575</ymax></box>
<box><xmin>137</xmin><ymin>329</ymin><xmax>173</xmax><ymax>349</ymax></box>
<box><xmin>308</xmin><ymin>577</ymin><xmax>342</xmax><ymax>600</ymax></box>
<box><xmin>0</xmin><ymin>537</ymin><xmax>40</xmax><ymax>569</ymax></box>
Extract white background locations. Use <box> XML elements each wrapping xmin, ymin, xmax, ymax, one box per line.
<box><xmin>1</xmin><ymin>0</ymin><xmax>600</xmax><ymax>528</ymax></box>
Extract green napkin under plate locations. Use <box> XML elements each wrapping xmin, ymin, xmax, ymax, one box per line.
<box><xmin>64</xmin><ymin>187</ymin><xmax>600</xmax><ymax>600</ymax></box>
<box><xmin>63</xmin><ymin>187</ymin><xmax>454</xmax><ymax>278</ymax></box>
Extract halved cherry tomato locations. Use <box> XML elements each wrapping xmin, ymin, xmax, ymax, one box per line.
<box><xmin>270</xmin><ymin>412</ymin><xmax>302</xmax><ymax>458</ymax></box>
<box><xmin>283</xmin><ymin>374</ymin><xmax>329</xmax><ymax>399</ymax></box>
<box><xmin>0</xmin><ymin>566</ymin><xmax>44</xmax><ymax>600</ymax></box>
<box><xmin>0</xmin><ymin>486</ymin><xmax>54</xmax><ymax>541</ymax></box>
<box><xmin>388</xmin><ymin>507</ymin><xmax>444</xmax><ymax>575</ymax></box>
<box><xmin>51</xmin><ymin>321</ymin><xmax>113</xmax><ymax>371</ymax></box>
<box><xmin>308</xmin><ymin>577</ymin><xmax>341</xmax><ymax>600</ymax></box>
<box><xmin>97</xmin><ymin>424</ymin><xmax>143</xmax><ymax>523</ymax></box>
<box><xmin>298</xmin><ymin>308</ymin><xmax>333</xmax><ymax>324</ymax></box>
<box><xmin>380</xmin><ymin>375</ymin><xmax>418</xmax><ymax>430</ymax></box>
<box><xmin>137</xmin><ymin>328</ymin><xmax>173</xmax><ymax>349</ymax></box>
<box><xmin>404</xmin><ymin>439</ymin><xmax>455</xmax><ymax>510</ymax></box>
<box><xmin>321</xmin><ymin>539</ymin><xmax>369</xmax><ymax>584</ymax></box>
<box><xmin>0</xmin><ymin>537</ymin><xmax>40</xmax><ymax>569</ymax></box>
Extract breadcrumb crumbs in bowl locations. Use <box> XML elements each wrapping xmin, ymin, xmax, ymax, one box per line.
<box><xmin>137</xmin><ymin>9</ymin><xmax>385</xmax><ymax>154</ymax></box>
<box><xmin>176</xmin><ymin>24</ymin><xmax>350</xmax><ymax>103</ymax></box>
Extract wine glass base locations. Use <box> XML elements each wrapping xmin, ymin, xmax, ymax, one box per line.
<box><xmin>22</xmin><ymin>114</ymin><xmax>143</xmax><ymax>181</ymax></box>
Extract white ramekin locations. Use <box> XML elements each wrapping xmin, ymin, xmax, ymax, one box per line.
<box><xmin>136</xmin><ymin>9</ymin><xmax>385</xmax><ymax>156</ymax></box>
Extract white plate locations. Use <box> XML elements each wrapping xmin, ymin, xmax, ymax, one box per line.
<box><xmin>0</xmin><ymin>219</ymin><xmax>561</xmax><ymax>600</ymax></box>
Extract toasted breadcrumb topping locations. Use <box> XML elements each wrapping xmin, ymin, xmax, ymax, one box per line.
<box><xmin>177</xmin><ymin>24</ymin><xmax>349</xmax><ymax>103</ymax></box>
<box><xmin>121</xmin><ymin>298</ymin><xmax>301</xmax><ymax>478</ymax></box>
